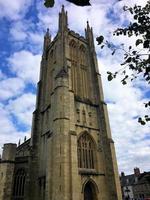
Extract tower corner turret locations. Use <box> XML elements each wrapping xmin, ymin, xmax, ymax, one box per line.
<box><xmin>43</xmin><ymin>28</ymin><xmax>51</xmax><ymax>56</ymax></box>
<box><xmin>59</xmin><ymin>5</ymin><xmax>68</xmax><ymax>32</ymax></box>
<box><xmin>0</xmin><ymin>143</ymin><xmax>17</xmax><ymax>200</ymax></box>
<box><xmin>85</xmin><ymin>21</ymin><xmax>95</xmax><ymax>50</ymax></box>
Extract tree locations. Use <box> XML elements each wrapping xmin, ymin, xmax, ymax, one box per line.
<box><xmin>44</xmin><ymin>0</ymin><xmax>91</xmax><ymax>7</ymax></box>
<box><xmin>96</xmin><ymin>1</ymin><xmax>150</xmax><ymax>125</ymax></box>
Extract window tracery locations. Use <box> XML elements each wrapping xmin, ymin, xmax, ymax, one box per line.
<box><xmin>77</xmin><ymin>132</ymin><xmax>95</xmax><ymax>169</ymax></box>
<box><xmin>13</xmin><ymin>169</ymin><xmax>26</xmax><ymax>199</ymax></box>
<box><xmin>79</xmin><ymin>44</ymin><xmax>86</xmax><ymax>66</ymax></box>
<box><xmin>69</xmin><ymin>40</ymin><xmax>89</xmax><ymax>99</ymax></box>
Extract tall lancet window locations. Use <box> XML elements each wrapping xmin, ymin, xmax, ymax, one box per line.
<box><xmin>79</xmin><ymin>45</ymin><xmax>88</xmax><ymax>99</ymax></box>
<box><xmin>77</xmin><ymin>132</ymin><xmax>95</xmax><ymax>169</ymax></box>
<box><xmin>13</xmin><ymin>169</ymin><xmax>26</xmax><ymax>200</ymax></box>
<box><xmin>69</xmin><ymin>40</ymin><xmax>78</xmax><ymax>94</ymax></box>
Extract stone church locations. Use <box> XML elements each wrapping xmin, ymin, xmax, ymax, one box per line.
<box><xmin>0</xmin><ymin>6</ymin><xmax>122</xmax><ymax>200</ymax></box>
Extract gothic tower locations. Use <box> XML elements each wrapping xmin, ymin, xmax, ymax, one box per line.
<box><xmin>28</xmin><ymin>6</ymin><xmax>122</xmax><ymax>200</ymax></box>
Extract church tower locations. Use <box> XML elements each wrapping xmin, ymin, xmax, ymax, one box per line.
<box><xmin>28</xmin><ymin>6</ymin><xmax>122</xmax><ymax>200</ymax></box>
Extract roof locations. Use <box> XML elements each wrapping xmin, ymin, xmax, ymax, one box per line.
<box><xmin>120</xmin><ymin>171</ymin><xmax>150</xmax><ymax>187</ymax></box>
<box><xmin>120</xmin><ymin>174</ymin><xmax>136</xmax><ymax>186</ymax></box>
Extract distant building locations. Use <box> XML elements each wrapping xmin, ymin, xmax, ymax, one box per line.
<box><xmin>133</xmin><ymin>171</ymin><xmax>150</xmax><ymax>200</ymax></box>
<box><xmin>120</xmin><ymin>168</ymin><xmax>150</xmax><ymax>200</ymax></box>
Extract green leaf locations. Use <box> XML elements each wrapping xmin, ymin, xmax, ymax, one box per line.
<box><xmin>122</xmin><ymin>80</ymin><xmax>127</xmax><ymax>85</ymax></box>
<box><xmin>128</xmin><ymin>7</ymin><xmax>133</xmax><ymax>14</ymax></box>
<box><xmin>107</xmin><ymin>74</ymin><xmax>113</xmax><ymax>81</ymax></box>
<box><xmin>107</xmin><ymin>71</ymin><xmax>112</xmax><ymax>75</ymax></box>
<box><xmin>138</xmin><ymin>117</ymin><xmax>146</xmax><ymax>125</ymax></box>
<box><xmin>126</xmin><ymin>57</ymin><xmax>132</xmax><ymax>63</ymax></box>
<box><xmin>140</xmin><ymin>120</ymin><xmax>146</xmax><ymax>125</ymax></box>
<box><xmin>145</xmin><ymin>117</ymin><xmax>150</xmax><ymax>122</ymax></box>
<box><xmin>143</xmin><ymin>40</ymin><xmax>149</xmax><ymax>48</ymax></box>
<box><xmin>132</xmin><ymin>51</ymin><xmax>137</xmax><ymax>55</ymax></box>
<box><xmin>96</xmin><ymin>36</ymin><xmax>104</xmax><ymax>45</ymax></box>
<box><xmin>66</xmin><ymin>0</ymin><xmax>91</xmax><ymax>6</ymax></box>
<box><xmin>112</xmin><ymin>50</ymin><xmax>116</xmax><ymax>55</ymax></box>
<box><xmin>136</xmin><ymin>39</ymin><xmax>143</xmax><ymax>46</ymax></box>
<box><xmin>134</xmin><ymin>15</ymin><xmax>138</xmax><ymax>19</ymax></box>
<box><xmin>44</xmin><ymin>0</ymin><xmax>55</xmax><ymax>8</ymax></box>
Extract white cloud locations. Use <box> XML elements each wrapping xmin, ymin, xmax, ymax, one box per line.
<box><xmin>10</xmin><ymin>21</ymin><xmax>28</xmax><ymax>41</ymax></box>
<box><xmin>0</xmin><ymin>77</ymin><xmax>25</xmax><ymax>101</ymax></box>
<box><xmin>29</xmin><ymin>32</ymin><xmax>43</xmax><ymax>45</ymax></box>
<box><xmin>7</xmin><ymin>93</ymin><xmax>36</xmax><ymax>127</ymax></box>
<box><xmin>0</xmin><ymin>103</ymin><xmax>30</xmax><ymax>155</ymax></box>
<box><xmin>98</xmin><ymin>55</ymin><xmax>150</xmax><ymax>174</ymax></box>
<box><xmin>9</xmin><ymin>20</ymin><xmax>44</xmax><ymax>46</ymax></box>
<box><xmin>0</xmin><ymin>0</ymin><xmax>32</xmax><ymax>20</ymax></box>
<box><xmin>8</xmin><ymin>50</ymin><xmax>41</xmax><ymax>84</ymax></box>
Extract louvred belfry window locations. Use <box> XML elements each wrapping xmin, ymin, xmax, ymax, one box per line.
<box><xmin>77</xmin><ymin>132</ymin><xmax>95</xmax><ymax>169</ymax></box>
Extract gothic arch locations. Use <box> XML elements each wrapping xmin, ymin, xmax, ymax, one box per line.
<box><xmin>82</xmin><ymin>178</ymin><xmax>99</xmax><ymax>193</ymax></box>
<box><xmin>69</xmin><ymin>39</ymin><xmax>77</xmax><ymax>48</ymax></box>
<box><xmin>79</xmin><ymin>44</ymin><xmax>86</xmax><ymax>65</ymax></box>
<box><xmin>78</xmin><ymin>131</ymin><xmax>97</xmax><ymax>147</ymax></box>
<box><xmin>77</xmin><ymin>131</ymin><xmax>96</xmax><ymax>169</ymax></box>
<box><xmin>79</xmin><ymin>44</ymin><xmax>86</xmax><ymax>52</ymax></box>
<box><xmin>82</xmin><ymin>179</ymin><xmax>99</xmax><ymax>200</ymax></box>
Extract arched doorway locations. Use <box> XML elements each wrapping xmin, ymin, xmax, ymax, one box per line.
<box><xmin>84</xmin><ymin>181</ymin><xmax>97</xmax><ymax>200</ymax></box>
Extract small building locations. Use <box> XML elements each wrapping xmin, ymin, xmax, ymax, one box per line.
<box><xmin>120</xmin><ymin>168</ymin><xmax>150</xmax><ymax>200</ymax></box>
<box><xmin>133</xmin><ymin>171</ymin><xmax>150</xmax><ymax>200</ymax></box>
<box><xmin>120</xmin><ymin>171</ymin><xmax>135</xmax><ymax>200</ymax></box>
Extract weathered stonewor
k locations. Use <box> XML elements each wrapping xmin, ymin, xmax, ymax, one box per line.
<box><xmin>0</xmin><ymin>6</ymin><xmax>122</xmax><ymax>200</ymax></box>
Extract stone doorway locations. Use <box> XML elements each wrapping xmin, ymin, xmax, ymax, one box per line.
<box><xmin>84</xmin><ymin>181</ymin><xmax>97</xmax><ymax>200</ymax></box>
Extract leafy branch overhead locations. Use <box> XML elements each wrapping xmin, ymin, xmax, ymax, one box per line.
<box><xmin>96</xmin><ymin>1</ymin><xmax>150</xmax><ymax>125</ymax></box>
<box><xmin>44</xmin><ymin>0</ymin><xmax>91</xmax><ymax>7</ymax></box>
<box><xmin>97</xmin><ymin>1</ymin><xmax>150</xmax><ymax>125</ymax></box>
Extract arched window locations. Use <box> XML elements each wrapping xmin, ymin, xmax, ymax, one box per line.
<box><xmin>79</xmin><ymin>44</ymin><xmax>86</xmax><ymax>66</ymax></box>
<box><xmin>13</xmin><ymin>169</ymin><xmax>26</xmax><ymax>200</ymax></box>
<box><xmin>79</xmin><ymin>44</ymin><xmax>88</xmax><ymax>99</ymax></box>
<box><xmin>77</xmin><ymin>132</ymin><xmax>95</xmax><ymax>169</ymax></box>
<box><xmin>69</xmin><ymin>40</ymin><xmax>77</xmax><ymax>93</ymax></box>
<box><xmin>69</xmin><ymin>40</ymin><xmax>77</xmax><ymax>61</ymax></box>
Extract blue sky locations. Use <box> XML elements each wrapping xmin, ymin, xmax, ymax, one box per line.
<box><xmin>0</xmin><ymin>0</ymin><xmax>149</xmax><ymax>175</ymax></box>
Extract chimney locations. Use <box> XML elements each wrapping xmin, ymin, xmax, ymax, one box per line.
<box><xmin>134</xmin><ymin>167</ymin><xmax>140</xmax><ymax>177</ymax></box>
<box><xmin>121</xmin><ymin>172</ymin><xmax>125</xmax><ymax>177</ymax></box>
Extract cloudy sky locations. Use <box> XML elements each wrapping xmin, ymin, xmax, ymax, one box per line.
<box><xmin>0</xmin><ymin>0</ymin><xmax>149</xmax><ymax>175</ymax></box>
